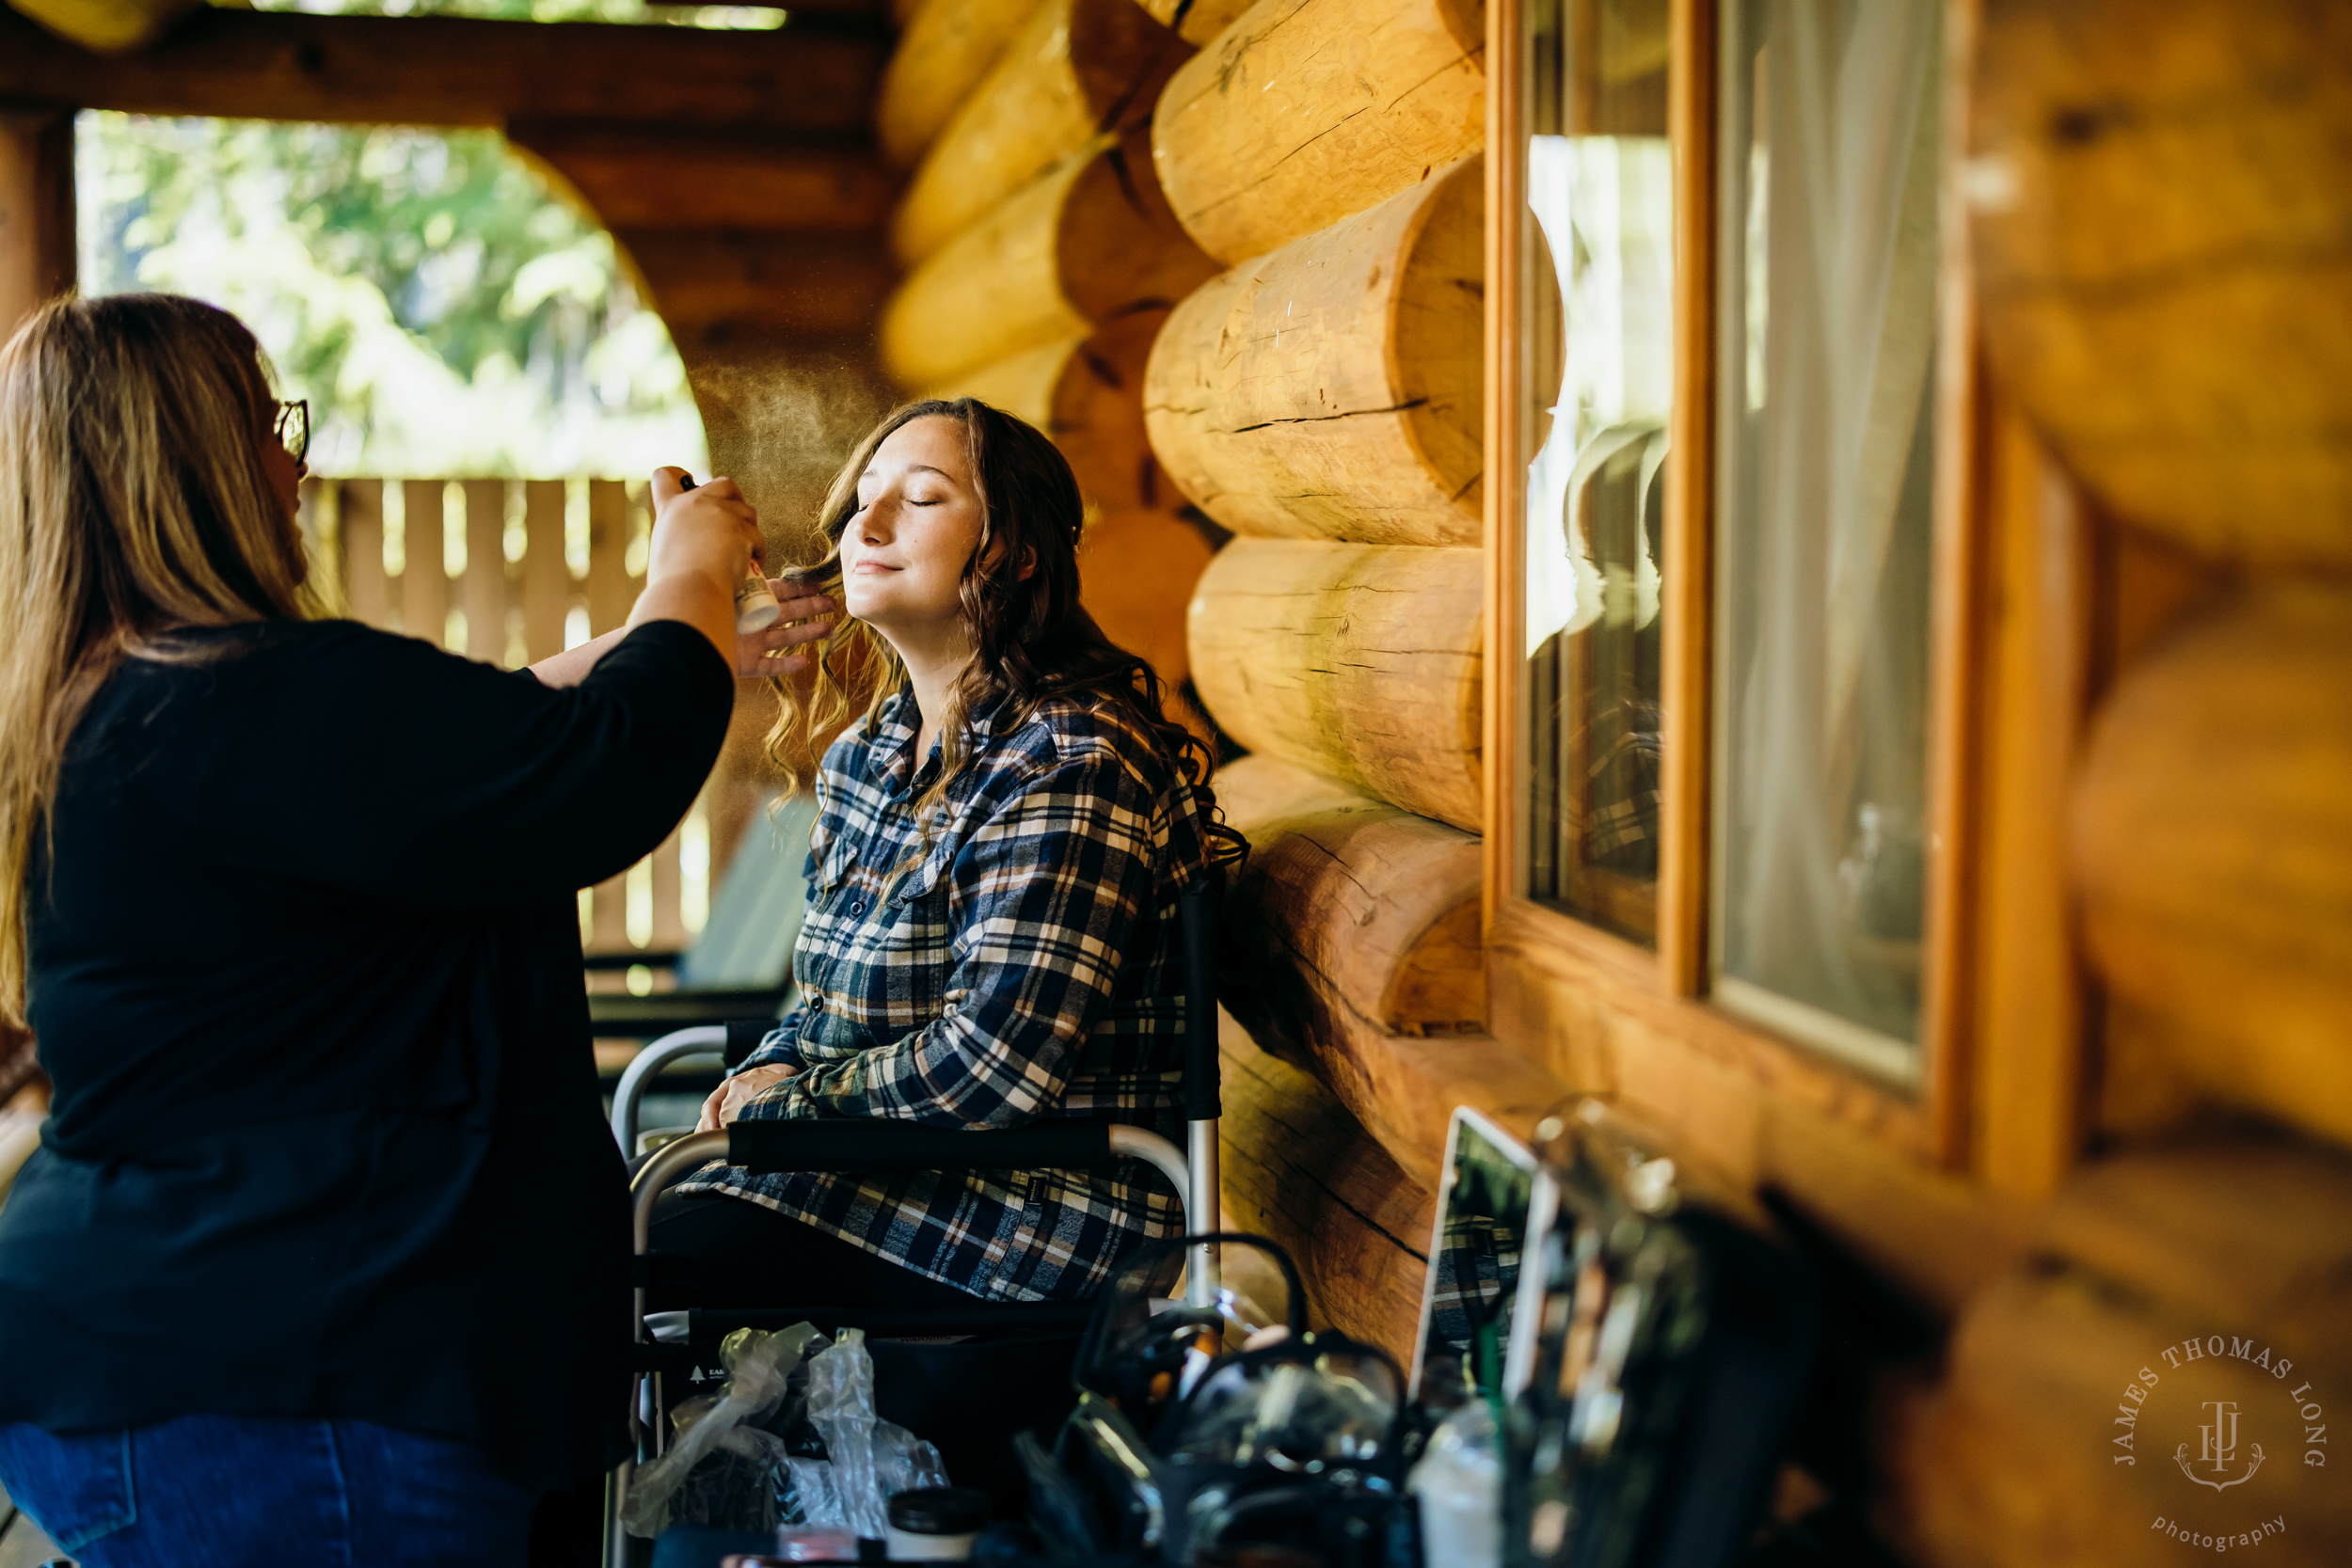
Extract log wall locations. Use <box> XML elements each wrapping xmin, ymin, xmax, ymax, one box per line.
<box><xmin>868</xmin><ymin>0</ymin><xmax>1217</xmax><ymax>700</ymax></box>
<box><xmin>1152</xmin><ymin>0</ymin><xmax>1486</xmax><ymax>264</ymax></box>
<box><xmin>1145</xmin><ymin>157</ymin><xmax>1484</xmax><ymax>546</ymax></box>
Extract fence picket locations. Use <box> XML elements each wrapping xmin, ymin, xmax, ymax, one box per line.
<box><xmin>402</xmin><ymin>481</ymin><xmax>447</xmax><ymax>649</ymax></box>
<box><xmin>327</xmin><ymin>476</ymin><xmax>697</xmax><ymax>964</ymax></box>
<box><xmin>342</xmin><ymin>481</ymin><xmax>387</xmax><ymax>626</ymax></box>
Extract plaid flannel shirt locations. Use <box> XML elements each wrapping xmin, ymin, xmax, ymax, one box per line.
<box><xmin>673</xmin><ymin>685</ymin><xmax>1211</xmax><ymax>1302</ymax></box>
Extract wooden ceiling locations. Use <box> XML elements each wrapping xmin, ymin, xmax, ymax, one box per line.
<box><xmin>0</xmin><ymin>3</ymin><xmax>903</xmax><ymax>353</ymax></box>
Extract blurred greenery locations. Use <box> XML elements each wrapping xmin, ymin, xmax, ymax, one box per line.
<box><xmin>78</xmin><ymin>110</ymin><xmax>711</xmax><ymax>477</ymax></box>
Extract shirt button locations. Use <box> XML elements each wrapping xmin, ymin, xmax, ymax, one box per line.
<box><xmin>807</xmin><ymin>995</ymin><xmax>823</xmax><ymax>1011</ymax></box>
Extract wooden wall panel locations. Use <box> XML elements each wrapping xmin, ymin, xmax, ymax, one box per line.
<box><xmin>1146</xmin><ymin>157</ymin><xmax>1484</xmax><ymax>546</ymax></box>
<box><xmin>1152</xmin><ymin>0</ymin><xmax>1485</xmax><ymax>265</ymax></box>
<box><xmin>876</xmin><ymin>0</ymin><xmax>1049</xmax><ymax>168</ymax></box>
<box><xmin>2074</xmin><ymin>581</ymin><xmax>2352</xmax><ymax>1150</ymax></box>
<box><xmin>1970</xmin><ymin>0</ymin><xmax>2352</xmax><ymax>567</ymax></box>
<box><xmin>882</xmin><ymin>129</ymin><xmax>1215</xmax><ymax>388</ymax></box>
<box><xmin>1188</xmin><ymin>539</ymin><xmax>1483</xmax><ymax>831</ymax></box>
<box><xmin>891</xmin><ymin>0</ymin><xmax>1192</xmax><ymax>265</ymax></box>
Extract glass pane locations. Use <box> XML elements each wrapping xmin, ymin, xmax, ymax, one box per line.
<box><xmin>1713</xmin><ymin>0</ymin><xmax>1941</xmax><ymax>1077</ymax></box>
<box><xmin>1519</xmin><ymin>0</ymin><xmax>1676</xmax><ymax>945</ymax></box>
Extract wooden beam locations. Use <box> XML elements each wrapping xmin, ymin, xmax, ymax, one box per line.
<box><xmin>1187</xmin><ymin>538</ymin><xmax>1484</xmax><ymax>831</ymax></box>
<box><xmin>8</xmin><ymin>0</ymin><xmax>198</xmax><ymax>55</ymax></box>
<box><xmin>882</xmin><ymin>127</ymin><xmax>1215</xmax><ymax>388</ymax></box>
<box><xmin>890</xmin><ymin>0</ymin><xmax>1190</xmax><ymax>264</ymax></box>
<box><xmin>616</xmin><ymin>230</ymin><xmax>895</xmax><ymax>341</ymax></box>
<box><xmin>0</xmin><ymin>107</ymin><xmax>73</xmax><ymax>341</ymax></box>
<box><xmin>511</xmin><ymin>123</ymin><xmax>898</xmax><ymax>232</ymax></box>
<box><xmin>0</xmin><ymin>8</ymin><xmax>885</xmax><ymax>136</ymax></box>
<box><xmin>1152</xmin><ymin>0</ymin><xmax>1485</xmax><ymax>265</ymax></box>
<box><xmin>874</xmin><ymin>0</ymin><xmax>1046</xmax><ymax>168</ymax></box>
<box><xmin>1144</xmin><ymin>155</ymin><xmax>1483</xmax><ymax>547</ymax></box>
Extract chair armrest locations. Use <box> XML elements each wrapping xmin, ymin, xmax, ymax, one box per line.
<box><xmin>587</xmin><ymin>989</ymin><xmax>787</xmax><ymax>1035</ymax></box>
<box><xmin>583</xmin><ymin>950</ymin><xmax>684</xmax><ymax>973</ymax></box>
<box><xmin>725</xmin><ymin>1117</ymin><xmax>1116</xmax><ymax>1175</ymax></box>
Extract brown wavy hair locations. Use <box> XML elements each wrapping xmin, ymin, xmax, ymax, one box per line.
<box><xmin>764</xmin><ymin>398</ymin><xmax>1242</xmax><ymax>875</ymax></box>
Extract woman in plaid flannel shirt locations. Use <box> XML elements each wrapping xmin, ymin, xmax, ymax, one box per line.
<box><xmin>660</xmin><ymin>399</ymin><xmax>1240</xmax><ymax>1307</ymax></box>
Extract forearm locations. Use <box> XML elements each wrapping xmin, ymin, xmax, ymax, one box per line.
<box><xmin>525</xmin><ymin>626</ymin><xmax>628</xmax><ymax>688</ymax></box>
<box><xmin>628</xmin><ymin>568</ymin><xmax>739</xmax><ymax>665</ymax></box>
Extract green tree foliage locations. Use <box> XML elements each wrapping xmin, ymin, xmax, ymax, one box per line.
<box><xmin>79</xmin><ymin>110</ymin><xmax>710</xmax><ymax>477</ymax></box>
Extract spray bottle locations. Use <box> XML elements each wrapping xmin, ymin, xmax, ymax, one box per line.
<box><xmin>674</xmin><ymin>471</ymin><xmax>783</xmax><ymax>632</ymax></box>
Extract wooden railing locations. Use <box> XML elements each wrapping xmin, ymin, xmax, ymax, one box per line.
<box><xmin>301</xmin><ymin>478</ymin><xmax>707</xmax><ymax>971</ymax></box>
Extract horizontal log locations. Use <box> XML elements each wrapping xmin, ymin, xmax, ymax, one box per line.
<box><xmin>1218</xmin><ymin>1009</ymin><xmax>1431</xmax><ymax>1359</ymax></box>
<box><xmin>875</xmin><ymin>0</ymin><xmax>1047</xmax><ymax>168</ymax></box>
<box><xmin>9</xmin><ymin>0</ymin><xmax>196</xmax><ymax>53</ymax></box>
<box><xmin>1151</xmin><ymin>0</ymin><xmax>1485</xmax><ymax>265</ymax></box>
<box><xmin>1216</xmin><ymin>754</ymin><xmax>1484</xmax><ymax>1039</ymax></box>
<box><xmin>1884</xmin><ymin>1137</ymin><xmax>2352</xmax><ymax>1568</ymax></box>
<box><xmin>618</xmin><ymin>230</ymin><xmax>896</xmax><ymax>341</ymax></box>
<box><xmin>931</xmin><ymin>310</ymin><xmax>1173</xmax><ymax>511</ymax></box>
<box><xmin>883</xmin><ymin>129</ymin><xmax>1216</xmax><ymax>388</ymax></box>
<box><xmin>1134</xmin><ymin>0</ymin><xmax>1257</xmax><ymax>47</ymax></box>
<box><xmin>1145</xmin><ymin>157</ymin><xmax>1483</xmax><ymax>546</ymax></box>
<box><xmin>1972</xmin><ymin>0</ymin><xmax>2352</xmax><ymax>566</ymax></box>
<box><xmin>510</xmin><ymin>124</ymin><xmax>898</xmax><ymax>232</ymax></box>
<box><xmin>0</xmin><ymin>8</ymin><xmax>885</xmax><ymax>135</ymax></box>
<box><xmin>1075</xmin><ymin>508</ymin><xmax>1213</xmax><ymax>688</ymax></box>
<box><xmin>1188</xmin><ymin>539</ymin><xmax>1483</xmax><ymax>830</ymax></box>
<box><xmin>890</xmin><ymin>0</ymin><xmax>1191</xmax><ymax>264</ymax></box>
<box><xmin>2072</xmin><ymin>581</ymin><xmax>2352</xmax><ymax>1150</ymax></box>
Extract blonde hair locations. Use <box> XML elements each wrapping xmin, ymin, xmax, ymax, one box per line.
<box><xmin>0</xmin><ymin>294</ymin><xmax>317</xmax><ymax>1022</ymax></box>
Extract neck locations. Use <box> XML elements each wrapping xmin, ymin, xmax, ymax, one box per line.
<box><xmin>880</xmin><ymin>620</ymin><xmax>974</xmax><ymax>761</ymax></box>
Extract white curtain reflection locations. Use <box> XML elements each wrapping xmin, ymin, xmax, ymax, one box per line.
<box><xmin>1717</xmin><ymin>0</ymin><xmax>1941</xmax><ymax>1066</ymax></box>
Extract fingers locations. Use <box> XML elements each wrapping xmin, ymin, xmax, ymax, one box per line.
<box><xmin>651</xmin><ymin>467</ymin><xmax>691</xmax><ymax>506</ymax></box>
<box><xmin>694</xmin><ymin>1082</ymin><xmax>727</xmax><ymax>1134</ymax></box>
<box><xmin>771</xmin><ymin>579</ymin><xmax>837</xmax><ymax>617</ymax></box>
<box><xmin>699</xmin><ymin>476</ymin><xmax>745</xmax><ymax>502</ymax></box>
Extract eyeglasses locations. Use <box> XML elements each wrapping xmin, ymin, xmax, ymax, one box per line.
<box><xmin>273</xmin><ymin>399</ymin><xmax>310</xmax><ymax>467</ymax></box>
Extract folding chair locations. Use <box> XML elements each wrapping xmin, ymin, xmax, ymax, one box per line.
<box><xmin>603</xmin><ymin>879</ymin><xmax>1223</xmax><ymax>1566</ymax></box>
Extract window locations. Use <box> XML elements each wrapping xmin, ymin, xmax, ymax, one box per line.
<box><xmin>1710</xmin><ymin>0</ymin><xmax>1943</xmax><ymax>1081</ymax></box>
<box><xmin>1518</xmin><ymin>0</ymin><xmax>1677</xmax><ymax>946</ymax></box>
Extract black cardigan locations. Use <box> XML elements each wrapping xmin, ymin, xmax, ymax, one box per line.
<box><xmin>0</xmin><ymin>616</ymin><xmax>733</xmax><ymax>1490</ymax></box>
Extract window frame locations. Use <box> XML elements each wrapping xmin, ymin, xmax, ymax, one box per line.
<box><xmin>1484</xmin><ymin>0</ymin><xmax>2087</xmax><ymax>1182</ymax></box>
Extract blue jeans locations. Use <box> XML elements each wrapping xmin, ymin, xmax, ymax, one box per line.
<box><xmin>0</xmin><ymin>1414</ymin><xmax>537</xmax><ymax>1567</ymax></box>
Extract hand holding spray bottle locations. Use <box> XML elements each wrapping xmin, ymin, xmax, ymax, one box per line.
<box><xmin>671</xmin><ymin>471</ymin><xmax>784</xmax><ymax>633</ymax></box>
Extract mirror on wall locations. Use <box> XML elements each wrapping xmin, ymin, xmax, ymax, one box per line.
<box><xmin>1517</xmin><ymin>0</ymin><xmax>1677</xmax><ymax>946</ymax></box>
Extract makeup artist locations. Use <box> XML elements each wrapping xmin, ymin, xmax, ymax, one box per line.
<box><xmin>0</xmin><ymin>293</ymin><xmax>834</xmax><ymax>1567</ymax></box>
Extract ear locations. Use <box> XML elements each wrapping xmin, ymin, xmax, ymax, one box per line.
<box><xmin>1015</xmin><ymin>543</ymin><xmax>1038</xmax><ymax>582</ymax></box>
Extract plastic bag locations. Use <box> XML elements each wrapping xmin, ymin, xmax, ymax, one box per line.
<box><xmin>779</xmin><ymin>1328</ymin><xmax>950</xmax><ymax>1538</ymax></box>
<box><xmin>622</xmin><ymin>1322</ymin><xmax>828</xmax><ymax>1537</ymax></box>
